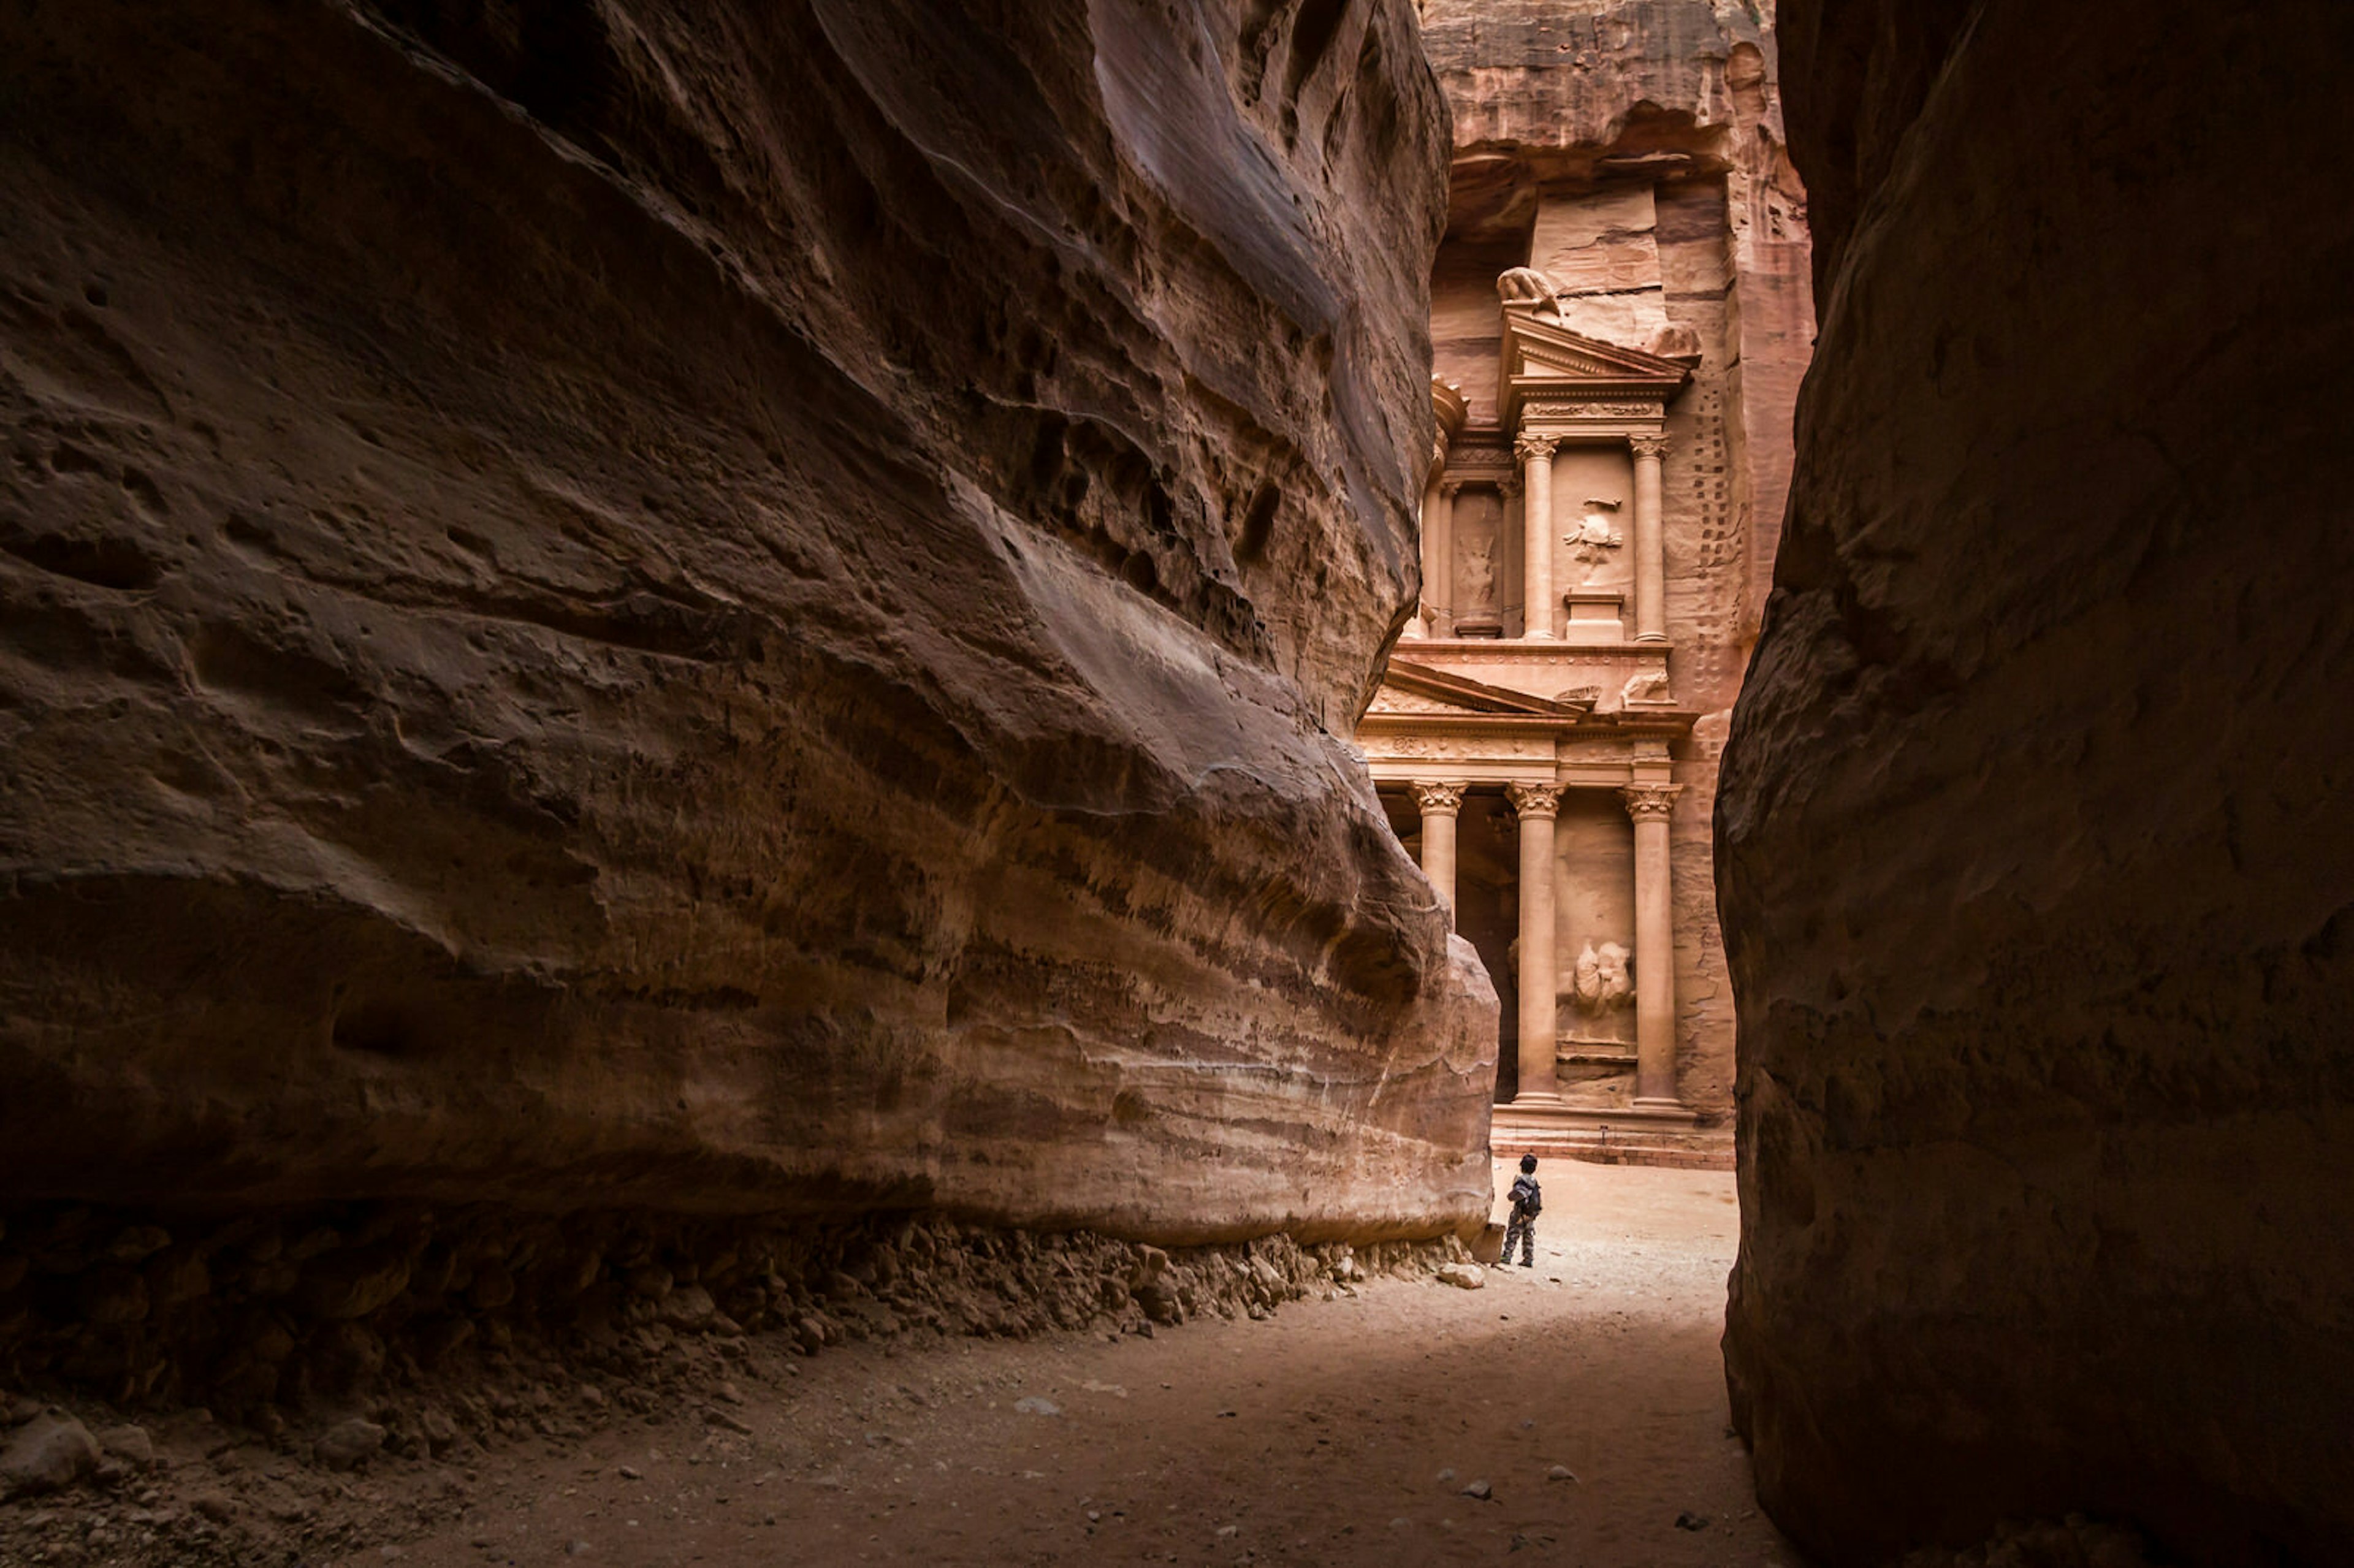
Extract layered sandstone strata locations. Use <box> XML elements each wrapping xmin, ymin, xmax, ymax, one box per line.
<box><xmin>0</xmin><ymin>0</ymin><xmax>1492</xmax><ymax>1241</ymax></box>
<box><xmin>1720</xmin><ymin>1</ymin><xmax>2354</xmax><ymax>1562</ymax></box>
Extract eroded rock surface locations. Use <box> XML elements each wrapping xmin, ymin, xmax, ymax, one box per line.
<box><xmin>1720</xmin><ymin>1</ymin><xmax>2354</xmax><ymax>1562</ymax></box>
<box><xmin>0</xmin><ymin>0</ymin><xmax>1492</xmax><ymax>1240</ymax></box>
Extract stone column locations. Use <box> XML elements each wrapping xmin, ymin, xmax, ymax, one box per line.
<box><xmin>1621</xmin><ymin>782</ymin><xmax>1685</xmax><ymax>1106</ymax></box>
<box><xmin>1409</xmin><ymin>440</ymin><xmax>1447</xmax><ymax>638</ymax></box>
<box><xmin>1630</xmin><ymin>434</ymin><xmax>1670</xmax><ymax>643</ymax></box>
<box><xmin>1505</xmin><ymin>782</ymin><xmax>1563</xmax><ymax>1102</ymax></box>
<box><xmin>1515</xmin><ymin>432</ymin><xmax>1558</xmax><ymax>639</ymax></box>
<box><xmin>1433</xmin><ymin>480</ymin><xmax>1460</xmax><ymax>637</ymax></box>
<box><xmin>1410</xmin><ymin>782</ymin><xmax>1463</xmax><ymax>918</ymax></box>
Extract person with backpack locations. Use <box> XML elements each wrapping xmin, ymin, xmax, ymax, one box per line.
<box><xmin>1503</xmin><ymin>1153</ymin><xmax>1542</xmax><ymax>1268</ymax></box>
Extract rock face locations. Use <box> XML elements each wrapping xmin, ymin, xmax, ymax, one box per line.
<box><xmin>0</xmin><ymin>0</ymin><xmax>1493</xmax><ymax>1242</ymax></box>
<box><xmin>1720</xmin><ymin>1</ymin><xmax>2354</xmax><ymax>1563</ymax></box>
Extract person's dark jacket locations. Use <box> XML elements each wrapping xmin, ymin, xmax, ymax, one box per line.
<box><xmin>1509</xmin><ymin>1173</ymin><xmax>1541</xmax><ymax>1217</ymax></box>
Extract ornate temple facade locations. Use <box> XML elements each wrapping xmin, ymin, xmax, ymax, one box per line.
<box><xmin>1359</xmin><ymin>7</ymin><xmax>1813</xmax><ymax>1157</ymax></box>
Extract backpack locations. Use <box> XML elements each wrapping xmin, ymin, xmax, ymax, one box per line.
<box><xmin>1515</xmin><ymin>1176</ymin><xmax>1542</xmax><ymax>1218</ymax></box>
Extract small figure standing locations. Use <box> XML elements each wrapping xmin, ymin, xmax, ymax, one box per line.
<box><xmin>1503</xmin><ymin>1153</ymin><xmax>1542</xmax><ymax>1268</ymax></box>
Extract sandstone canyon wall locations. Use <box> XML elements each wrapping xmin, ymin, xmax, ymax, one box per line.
<box><xmin>0</xmin><ymin>0</ymin><xmax>1495</xmax><ymax>1244</ymax></box>
<box><xmin>1720</xmin><ymin>1</ymin><xmax>2354</xmax><ymax>1562</ymax></box>
<box><xmin>1420</xmin><ymin>0</ymin><xmax>1810</xmax><ymax>1122</ymax></box>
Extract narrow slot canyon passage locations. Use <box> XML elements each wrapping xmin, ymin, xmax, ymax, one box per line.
<box><xmin>4</xmin><ymin>0</ymin><xmax>2350</xmax><ymax>1564</ymax></box>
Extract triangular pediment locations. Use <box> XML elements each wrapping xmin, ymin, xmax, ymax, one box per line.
<box><xmin>1372</xmin><ymin>660</ymin><xmax>1596</xmax><ymax>719</ymax></box>
<box><xmin>1502</xmin><ymin>310</ymin><xmax>1692</xmax><ymax>387</ymax></box>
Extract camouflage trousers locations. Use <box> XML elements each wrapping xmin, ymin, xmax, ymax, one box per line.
<box><xmin>1503</xmin><ymin>1209</ymin><xmax>1536</xmax><ymax>1266</ymax></box>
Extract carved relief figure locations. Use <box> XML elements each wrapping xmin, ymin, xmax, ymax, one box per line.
<box><xmin>1621</xmin><ymin>669</ymin><xmax>1673</xmax><ymax>705</ymax></box>
<box><xmin>1564</xmin><ymin>498</ymin><xmax>1626</xmax><ymax>585</ymax></box>
<box><xmin>1567</xmin><ymin>939</ymin><xmax>1636</xmax><ymax>1015</ymax></box>
<box><xmin>1496</xmin><ymin>267</ymin><xmax>1561</xmax><ymax>313</ymax></box>
<box><xmin>1458</xmin><ymin>522</ymin><xmax>1498</xmax><ymax>612</ymax></box>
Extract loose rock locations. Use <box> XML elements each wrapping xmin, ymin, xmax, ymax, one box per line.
<box><xmin>314</xmin><ymin>1418</ymin><xmax>387</xmax><ymax>1471</ymax></box>
<box><xmin>1</xmin><ymin>1414</ymin><xmax>101</xmax><ymax>1495</ymax></box>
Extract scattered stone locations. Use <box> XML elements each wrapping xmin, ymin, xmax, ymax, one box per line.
<box><xmin>314</xmin><ymin>1418</ymin><xmax>387</xmax><ymax>1471</ymax></box>
<box><xmin>96</xmin><ymin>1425</ymin><xmax>154</xmax><ymax>1469</ymax></box>
<box><xmin>298</xmin><ymin>1246</ymin><xmax>413</xmax><ymax>1320</ymax></box>
<box><xmin>617</xmin><ymin>1464</ymin><xmax>642</xmax><ymax>1480</ymax></box>
<box><xmin>1013</xmin><ymin>1397</ymin><xmax>1061</xmax><ymax>1417</ymax></box>
<box><xmin>78</xmin><ymin>1266</ymin><xmax>150</xmax><ymax>1323</ymax></box>
<box><xmin>1</xmin><ymin>1412</ymin><xmax>101</xmax><ymax>1494</ymax></box>
<box><xmin>1547</xmin><ymin>1465</ymin><xmax>1577</xmax><ymax>1483</ymax></box>
<box><xmin>659</xmin><ymin>1284</ymin><xmax>717</xmax><ymax>1328</ymax></box>
<box><xmin>1462</xmin><ymin>1477</ymin><xmax>1493</xmax><ymax>1499</ymax></box>
<box><xmin>1675</xmin><ymin>1511</ymin><xmax>1710</xmax><ymax>1531</ymax></box>
<box><xmin>105</xmin><ymin>1225</ymin><xmax>173</xmax><ymax>1263</ymax></box>
<box><xmin>565</xmin><ymin>1541</ymin><xmax>593</xmax><ymax>1556</ymax></box>
<box><xmin>1436</xmin><ymin>1262</ymin><xmax>1485</xmax><ymax>1290</ymax></box>
<box><xmin>419</xmin><ymin>1406</ymin><xmax>459</xmax><ymax>1455</ymax></box>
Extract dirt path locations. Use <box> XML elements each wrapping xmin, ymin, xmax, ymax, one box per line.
<box><xmin>357</xmin><ymin>1161</ymin><xmax>1797</xmax><ymax>1567</ymax></box>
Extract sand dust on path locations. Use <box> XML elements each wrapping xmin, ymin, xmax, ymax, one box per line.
<box><xmin>370</xmin><ymin>1160</ymin><xmax>1799</xmax><ymax>1567</ymax></box>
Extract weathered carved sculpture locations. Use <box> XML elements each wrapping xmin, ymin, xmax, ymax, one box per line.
<box><xmin>1564</xmin><ymin>500</ymin><xmax>1627</xmax><ymax>583</ymax></box>
<box><xmin>1567</xmin><ymin>939</ymin><xmax>1636</xmax><ymax>1016</ymax></box>
<box><xmin>1496</xmin><ymin>265</ymin><xmax>1561</xmax><ymax>311</ymax></box>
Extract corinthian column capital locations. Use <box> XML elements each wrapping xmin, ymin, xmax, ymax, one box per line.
<box><xmin>1410</xmin><ymin>781</ymin><xmax>1465</xmax><ymax>816</ymax></box>
<box><xmin>1620</xmin><ymin>782</ymin><xmax>1683</xmax><ymax>821</ymax></box>
<box><xmin>1628</xmin><ymin>433</ymin><xmax>1673</xmax><ymax>461</ymax></box>
<box><xmin>1505</xmin><ymin>782</ymin><xmax>1563</xmax><ymax>820</ymax></box>
<box><xmin>1514</xmin><ymin>431</ymin><xmax>1559</xmax><ymax>466</ymax></box>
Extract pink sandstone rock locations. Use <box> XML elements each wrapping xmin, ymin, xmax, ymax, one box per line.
<box><xmin>0</xmin><ymin>0</ymin><xmax>1492</xmax><ymax>1242</ymax></box>
<box><xmin>1720</xmin><ymin>1</ymin><xmax>2354</xmax><ymax>1562</ymax></box>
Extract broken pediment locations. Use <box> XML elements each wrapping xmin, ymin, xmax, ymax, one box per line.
<box><xmin>1373</xmin><ymin>660</ymin><xmax>1599</xmax><ymax>720</ymax></box>
<box><xmin>1495</xmin><ymin>292</ymin><xmax>1693</xmax><ymax>427</ymax></box>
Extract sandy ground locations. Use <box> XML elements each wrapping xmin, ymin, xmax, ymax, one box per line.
<box><xmin>342</xmin><ymin>1160</ymin><xmax>1799</xmax><ymax>1568</ymax></box>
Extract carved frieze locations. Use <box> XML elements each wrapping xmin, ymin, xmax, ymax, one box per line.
<box><xmin>1365</xmin><ymin>733</ymin><xmax>1555</xmax><ymax>763</ymax></box>
<box><xmin>1523</xmin><ymin>400</ymin><xmax>1666</xmax><ymax>421</ymax></box>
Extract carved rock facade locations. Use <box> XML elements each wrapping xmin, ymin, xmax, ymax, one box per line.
<box><xmin>1365</xmin><ymin>0</ymin><xmax>1812</xmax><ymax>1160</ymax></box>
<box><xmin>1720</xmin><ymin>1</ymin><xmax>2354</xmax><ymax>1562</ymax></box>
<box><xmin>0</xmin><ymin>0</ymin><xmax>1496</xmax><ymax>1244</ymax></box>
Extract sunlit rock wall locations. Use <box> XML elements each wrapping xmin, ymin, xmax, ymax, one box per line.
<box><xmin>0</xmin><ymin>0</ymin><xmax>1495</xmax><ymax>1243</ymax></box>
<box><xmin>1720</xmin><ymin>1</ymin><xmax>2354</xmax><ymax>1562</ymax></box>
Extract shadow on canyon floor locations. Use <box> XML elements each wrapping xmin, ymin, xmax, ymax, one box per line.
<box><xmin>4</xmin><ymin>1164</ymin><xmax>1807</xmax><ymax>1567</ymax></box>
